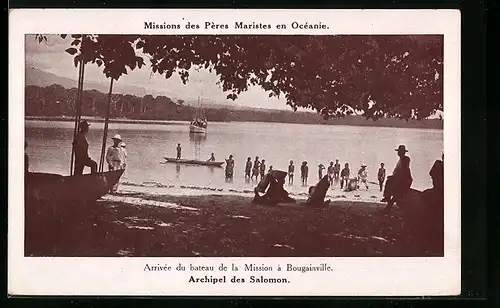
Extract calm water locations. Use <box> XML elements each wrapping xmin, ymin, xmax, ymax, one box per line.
<box><xmin>25</xmin><ymin>120</ymin><xmax>443</xmax><ymax>195</ymax></box>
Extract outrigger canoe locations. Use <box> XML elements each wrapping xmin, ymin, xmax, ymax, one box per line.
<box><xmin>164</xmin><ymin>157</ymin><xmax>224</xmax><ymax>167</ymax></box>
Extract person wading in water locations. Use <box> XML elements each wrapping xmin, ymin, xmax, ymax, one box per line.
<box><xmin>260</xmin><ymin>159</ymin><xmax>266</xmax><ymax>181</ymax></box>
<box><xmin>225</xmin><ymin>154</ymin><xmax>235</xmax><ymax>181</ymax></box>
<box><xmin>251</xmin><ymin>156</ymin><xmax>260</xmax><ymax>181</ymax></box>
<box><xmin>72</xmin><ymin>120</ymin><xmax>97</xmax><ymax>175</ymax></box>
<box><xmin>288</xmin><ymin>160</ymin><xmax>295</xmax><ymax>185</ymax></box>
<box><xmin>176</xmin><ymin>143</ymin><xmax>182</xmax><ymax>160</ymax></box>
<box><xmin>244</xmin><ymin>157</ymin><xmax>252</xmax><ymax>181</ymax></box>
<box><xmin>340</xmin><ymin>163</ymin><xmax>350</xmax><ymax>190</ymax></box>
<box><xmin>377</xmin><ymin>162</ymin><xmax>386</xmax><ymax>192</ymax></box>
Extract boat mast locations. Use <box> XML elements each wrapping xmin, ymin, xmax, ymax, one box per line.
<box><xmin>98</xmin><ymin>77</ymin><xmax>115</xmax><ymax>173</ymax></box>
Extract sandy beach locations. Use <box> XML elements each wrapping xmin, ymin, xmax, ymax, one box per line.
<box><xmin>25</xmin><ymin>191</ymin><xmax>443</xmax><ymax>258</ymax></box>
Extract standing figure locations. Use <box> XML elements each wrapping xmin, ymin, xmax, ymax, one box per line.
<box><xmin>301</xmin><ymin>161</ymin><xmax>309</xmax><ymax>186</ymax></box>
<box><xmin>244</xmin><ymin>157</ymin><xmax>252</xmax><ymax>180</ymax></box>
<box><xmin>120</xmin><ymin>142</ymin><xmax>128</xmax><ymax>169</ymax></box>
<box><xmin>318</xmin><ymin>164</ymin><xmax>326</xmax><ymax>181</ymax></box>
<box><xmin>260</xmin><ymin>159</ymin><xmax>266</xmax><ymax>180</ymax></box>
<box><xmin>357</xmin><ymin>164</ymin><xmax>369</xmax><ymax>190</ymax></box>
<box><xmin>106</xmin><ymin>134</ymin><xmax>123</xmax><ymax>193</ymax></box>
<box><xmin>381</xmin><ymin>145</ymin><xmax>413</xmax><ymax>213</ymax></box>
<box><xmin>327</xmin><ymin>162</ymin><xmax>334</xmax><ymax>186</ymax></box>
<box><xmin>377</xmin><ymin>163</ymin><xmax>386</xmax><ymax>192</ymax></box>
<box><xmin>333</xmin><ymin>159</ymin><xmax>341</xmax><ymax>180</ymax></box>
<box><xmin>25</xmin><ymin>141</ymin><xmax>29</xmax><ymax>173</ymax></box>
<box><xmin>340</xmin><ymin>163</ymin><xmax>350</xmax><ymax>189</ymax></box>
<box><xmin>268</xmin><ymin>165</ymin><xmax>273</xmax><ymax>173</ymax></box>
<box><xmin>120</xmin><ymin>141</ymin><xmax>128</xmax><ymax>179</ymax></box>
<box><xmin>73</xmin><ymin>120</ymin><xmax>97</xmax><ymax>175</ymax></box>
<box><xmin>176</xmin><ymin>143</ymin><xmax>182</xmax><ymax>160</ymax></box>
<box><xmin>288</xmin><ymin>160</ymin><xmax>295</xmax><ymax>185</ymax></box>
<box><xmin>225</xmin><ymin>154</ymin><xmax>235</xmax><ymax>180</ymax></box>
<box><xmin>251</xmin><ymin>156</ymin><xmax>260</xmax><ymax>181</ymax></box>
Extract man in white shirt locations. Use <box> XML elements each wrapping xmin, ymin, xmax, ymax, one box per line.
<box><xmin>106</xmin><ymin>134</ymin><xmax>123</xmax><ymax>193</ymax></box>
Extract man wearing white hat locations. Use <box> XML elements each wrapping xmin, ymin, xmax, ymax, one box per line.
<box><xmin>357</xmin><ymin>163</ymin><xmax>369</xmax><ymax>190</ymax></box>
<box><xmin>106</xmin><ymin>134</ymin><xmax>123</xmax><ymax>193</ymax></box>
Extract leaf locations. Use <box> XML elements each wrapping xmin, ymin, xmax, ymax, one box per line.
<box><xmin>65</xmin><ymin>48</ymin><xmax>78</xmax><ymax>55</ymax></box>
<box><xmin>96</xmin><ymin>59</ymin><xmax>103</xmax><ymax>67</ymax></box>
<box><xmin>71</xmin><ymin>40</ymin><xmax>81</xmax><ymax>46</ymax></box>
<box><xmin>73</xmin><ymin>55</ymin><xmax>81</xmax><ymax>68</ymax></box>
<box><xmin>71</xmin><ymin>34</ymin><xmax>82</xmax><ymax>39</ymax></box>
<box><xmin>60</xmin><ymin>34</ymin><xmax>67</xmax><ymax>39</ymax></box>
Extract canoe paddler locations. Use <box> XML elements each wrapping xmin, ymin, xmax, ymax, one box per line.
<box><xmin>72</xmin><ymin>120</ymin><xmax>97</xmax><ymax>175</ymax></box>
<box><xmin>206</xmin><ymin>153</ymin><xmax>216</xmax><ymax>162</ymax></box>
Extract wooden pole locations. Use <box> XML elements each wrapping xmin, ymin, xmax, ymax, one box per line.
<box><xmin>69</xmin><ymin>59</ymin><xmax>84</xmax><ymax>176</ymax></box>
<box><xmin>99</xmin><ymin>78</ymin><xmax>114</xmax><ymax>173</ymax></box>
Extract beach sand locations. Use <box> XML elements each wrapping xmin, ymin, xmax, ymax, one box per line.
<box><xmin>25</xmin><ymin>193</ymin><xmax>443</xmax><ymax>257</ymax></box>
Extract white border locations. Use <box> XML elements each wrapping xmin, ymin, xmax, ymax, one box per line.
<box><xmin>9</xmin><ymin>9</ymin><xmax>461</xmax><ymax>296</ymax></box>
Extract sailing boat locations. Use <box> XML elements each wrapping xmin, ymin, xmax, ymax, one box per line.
<box><xmin>189</xmin><ymin>96</ymin><xmax>207</xmax><ymax>133</ymax></box>
<box><xmin>25</xmin><ymin>58</ymin><xmax>124</xmax><ymax>215</ymax></box>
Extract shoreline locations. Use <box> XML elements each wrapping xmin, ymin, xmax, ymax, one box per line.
<box><xmin>25</xmin><ymin>192</ymin><xmax>443</xmax><ymax>258</ymax></box>
<box><xmin>25</xmin><ymin>116</ymin><xmax>443</xmax><ymax>130</ymax></box>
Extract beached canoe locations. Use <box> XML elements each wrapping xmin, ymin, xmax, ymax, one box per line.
<box><xmin>25</xmin><ymin>169</ymin><xmax>124</xmax><ymax>208</ymax></box>
<box><xmin>164</xmin><ymin>157</ymin><xmax>224</xmax><ymax>167</ymax></box>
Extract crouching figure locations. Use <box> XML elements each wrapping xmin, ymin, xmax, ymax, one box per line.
<box><xmin>303</xmin><ymin>175</ymin><xmax>331</xmax><ymax>207</ymax></box>
<box><xmin>252</xmin><ymin>170</ymin><xmax>295</xmax><ymax>206</ymax></box>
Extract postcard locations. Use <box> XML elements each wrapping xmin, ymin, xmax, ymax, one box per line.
<box><xmin>9</xmin><ymin>9</ymin><xmax>460</xmax><ymax>296</ymax></box>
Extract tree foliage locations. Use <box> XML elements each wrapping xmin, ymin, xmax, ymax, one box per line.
<box><xmin>35</xmin><ymin>34</ymin><xmax>443</xmax><ymax>120</ymax></box>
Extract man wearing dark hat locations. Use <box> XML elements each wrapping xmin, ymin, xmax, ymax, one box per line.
<box><xmin>381</xmin><ymin>145</ymin><xmax>413</xmax><ymax>213</ymax></box>
<box><xmin>72</xmin><ymin>120</ymin><xmax>97</xmax><ymax>175</ymax></box>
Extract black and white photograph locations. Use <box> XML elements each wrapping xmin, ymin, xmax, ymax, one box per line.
<box><xmin>10</xmin><ymin>9</ymin><xmax>460</xmax><ymax>296</ymax></box>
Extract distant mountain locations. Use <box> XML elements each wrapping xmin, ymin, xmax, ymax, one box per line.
<box><xmin>24</xmin><ymin>65</ymin><xmax>284</xmax><ymax>112</ymax></box>
<box><xmin>25</xmin><ymin>66</ymin><xmax>166</xmax><ymax>99</ymax></box>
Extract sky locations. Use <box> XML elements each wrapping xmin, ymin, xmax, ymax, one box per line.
<box><xmin>25</xmin><ymin>34</ymin><xmax>292</xmax><ymax>110</ymax></box>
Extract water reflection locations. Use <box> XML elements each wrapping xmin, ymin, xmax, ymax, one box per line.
<box><xmin>189</xmin><ymin>132</ymin><xmax>207</xmax><ymax>160</ymax></box>
<box><xmin>176</xmin><ymin>163</ymin><xmax>181</xmax><ymax>179</ymax></box>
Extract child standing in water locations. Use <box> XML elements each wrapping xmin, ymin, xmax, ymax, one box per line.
<box><xmin>340</xmin><ymin>163</ymin><xmax>350</xmax><ymax>189</ymax></box>
<box><xmin>288</xmin><ymin>160</ymin><xmax>295</xmax><ymax>185</ymax></box>
<box><xmin>301</xmin><ymin>161</ymin><xmax>309</xmax><ymax>186</ymax></box>
<box><xmin>377</xmin><ymin>162</ymin><xmax>386</xmax><ymax>192</ymax></box>
<box><xmin>251</xmin><ymin>156</ymin><xmax>260</xmax><ymax>181</ymax></box>
<box><xmin>333</xmin><ymin>159</ymin><xmax>341</xmax><ymax>180</ymax></box>
<box><xmin>260</xmin><ymin>159</ymin><xmax>266</xmax><ymax>180</ymax></box>
<box><xmin>244</xmin><ymin>157</ymin><xmax>252</xmax><ymax>180</ymax></box>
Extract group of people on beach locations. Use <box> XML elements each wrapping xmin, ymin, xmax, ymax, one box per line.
<box><xmin>211</xmin><ymin>153</ymin><xmax>389</xmax><ymax>194</ymax></box>
<box><xmin>248</xmin><ymin>143</ymin><xmax>443</xmax><ymax>215</ymax></box>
